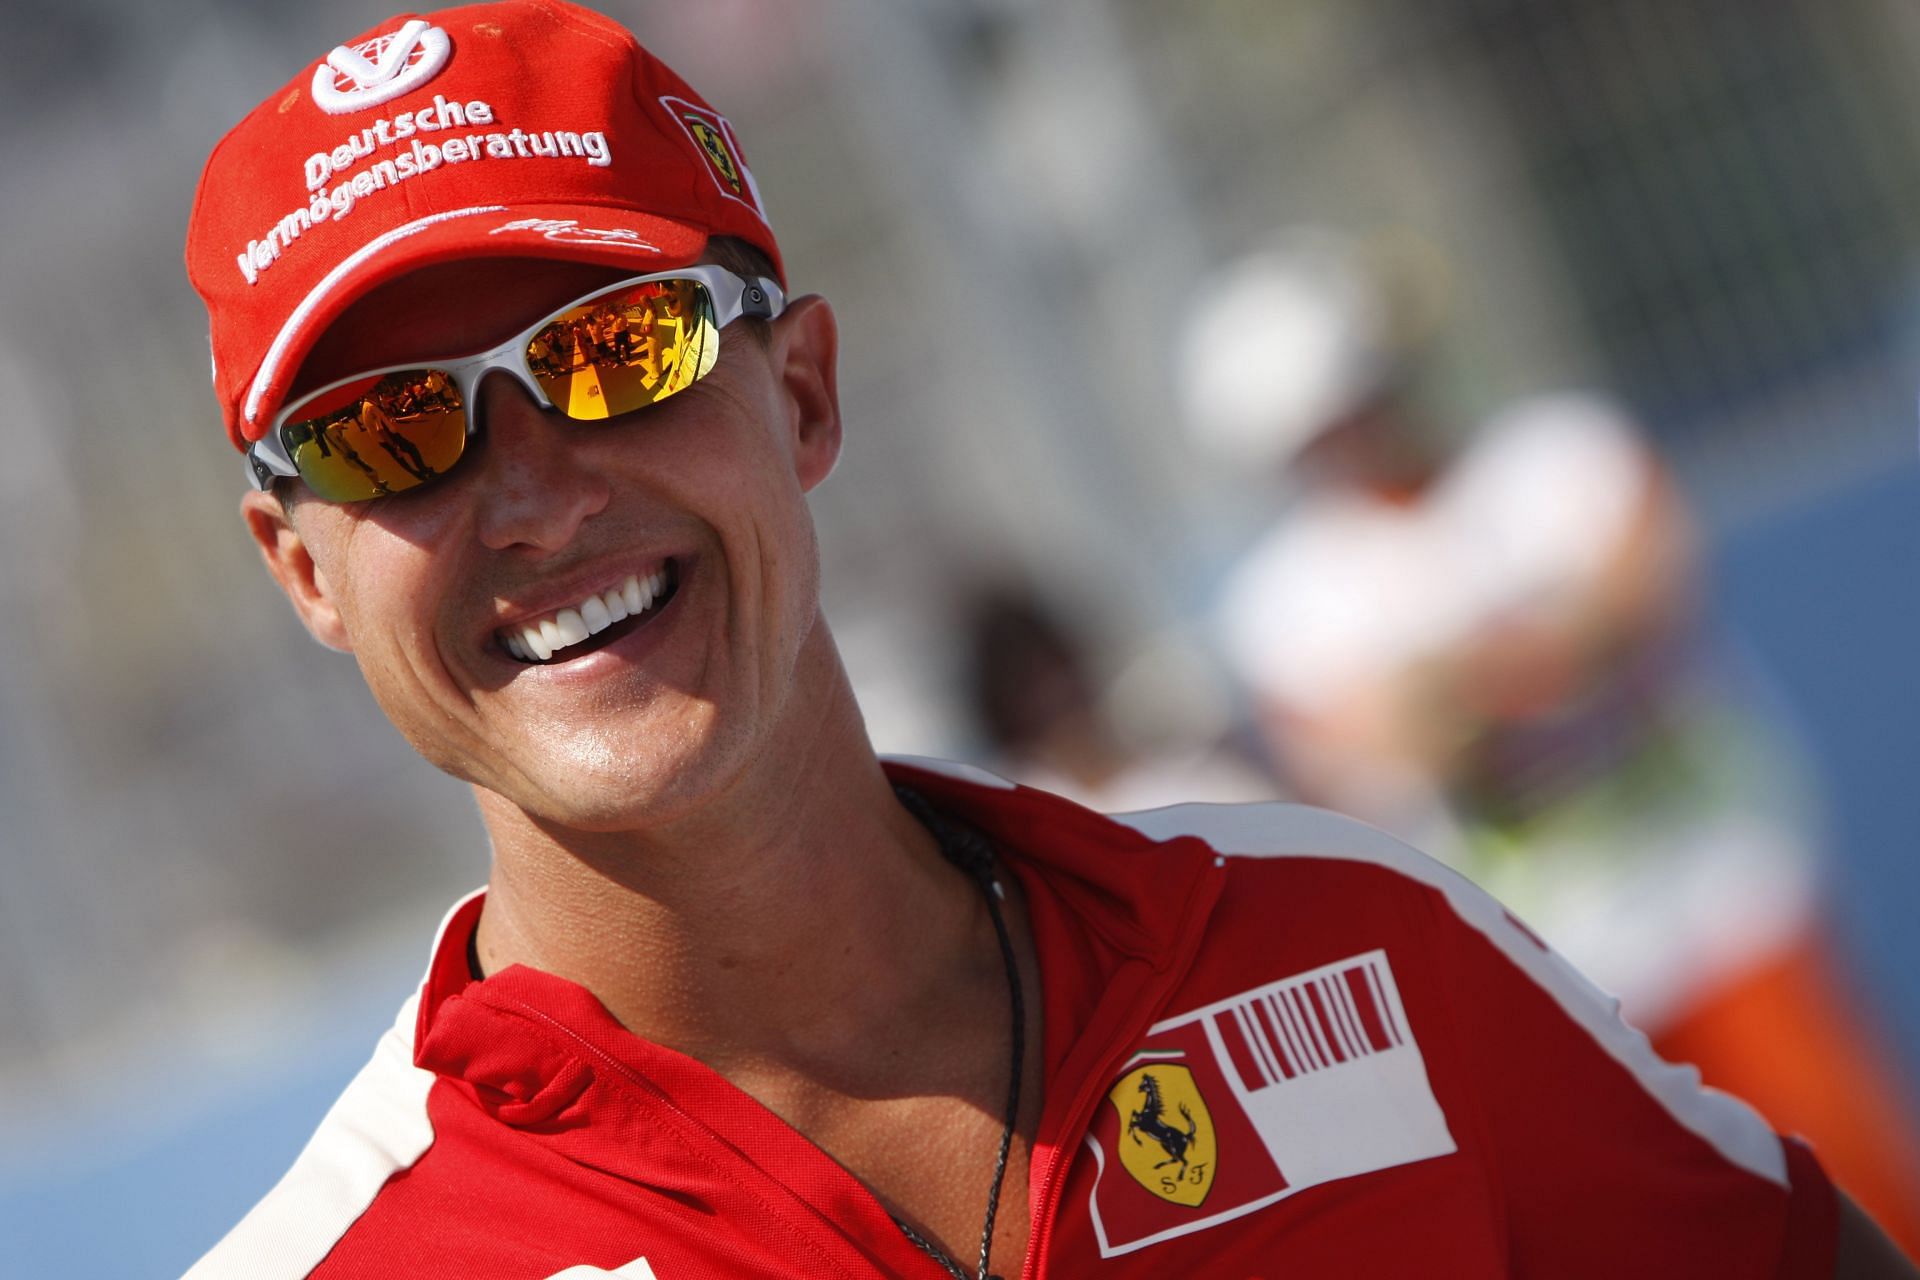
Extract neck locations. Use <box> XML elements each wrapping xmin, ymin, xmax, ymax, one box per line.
<box><xmin>469</xmin><ymin>646</ymin><xmax>989</xmax><ymax>1075</ymax></box>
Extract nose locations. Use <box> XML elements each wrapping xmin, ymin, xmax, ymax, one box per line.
<box><xmin>467</xmin><ymin>371</ymin><xmax>612</xmax><ymax>553</ymax></box>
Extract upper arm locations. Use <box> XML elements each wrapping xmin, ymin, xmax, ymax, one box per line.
<box><xmin>1414</xmin><ymin>875</ymin><xmax>1840</xmax><ymax>1275</ymax></box>
<box><xmin>1113</xmin><ymin>806</ymin><xmax>1848</xmax><ymax>1274</ymax></box>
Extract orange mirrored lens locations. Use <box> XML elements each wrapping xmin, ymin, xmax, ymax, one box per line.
<box><xmin>283</xmin><ymin>369</ymin><xmax>466</xmax><ymax>502</ymax></box>
<box><xmin>525</xmin><ymin>278</ymin><xmax>720</xmax><ymax>420</ymax></box>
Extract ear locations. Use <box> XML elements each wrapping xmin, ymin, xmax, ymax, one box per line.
<box><xmin>769</xmin><ymin>294</ymin><xmax>843</xmax><ymax>491</ymax></box>
<box><xmin>240</xmin><ymin>488</ymin><xmax>353</xmax><ymax>652</ymax></box>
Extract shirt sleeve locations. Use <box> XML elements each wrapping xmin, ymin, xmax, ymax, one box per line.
<box><xmin>1421</xmin><ymin>881</ymin><xmax>1839</xmax><ymax>1277</ymax></box>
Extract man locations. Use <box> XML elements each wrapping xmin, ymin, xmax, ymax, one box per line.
<box><xmin>183</xmin><ymin>3</ymin><xmax>1910</xmax><ymax>1276</ymax></box>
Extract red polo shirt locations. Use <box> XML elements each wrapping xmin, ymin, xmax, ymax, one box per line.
<box><xmin>187</xmin><ymin>758</ymin><xmax>1836</xmax><ymax>1278</ymax></box>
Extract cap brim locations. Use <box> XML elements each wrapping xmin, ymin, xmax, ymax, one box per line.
<box><xmin>238</xmin><ymin>202</ymin><xmax>710</xmax><ymax>444</ymax></box>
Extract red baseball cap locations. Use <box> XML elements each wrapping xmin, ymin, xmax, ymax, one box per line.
<box><xmin>186</xmin><ymin>0</ymin><xmax>783</xmax><ymax>451</ymax></box>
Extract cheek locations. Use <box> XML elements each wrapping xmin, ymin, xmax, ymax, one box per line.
<box><xmin>646</xmin><ymin>390</ymin><xmax>814</xmax><ymax>562</ymax></box>
<box><xmin>714</xmin><ymin>442</ymin><xmax>820</xmax><ymax>591</ymax></box>
<box><xmin>646</xmin><ymin>425</ymin><xmax>821</xmax><ymax>673</ymax></box>
<box><xmin>316</xmin><ymin>519</ymin><xmax>453</xmax><ymax>663</ymax></box>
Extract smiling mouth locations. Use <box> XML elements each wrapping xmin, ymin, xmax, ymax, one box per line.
<box><xmin>498</xmin><ymin>560</ymin><xmax>682</xmax><ymax>664</ymax></box>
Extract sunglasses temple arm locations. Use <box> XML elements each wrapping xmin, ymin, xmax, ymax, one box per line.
<box><xmin>245</xmin><ymin>434</ymin><xmax>298</xmax><ymax>492</ymax></box>
<box><xmin>743</xmin><ymin>277</ymin><xmax>784</xmax><ymax>320</ymax></box>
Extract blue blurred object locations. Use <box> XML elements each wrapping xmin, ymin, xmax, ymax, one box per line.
<box><xmin>0</xmin><ymin>993</ymin><xmax>406</xmax><ymax>1278</ymax></box>
<box><xmin>1715</xmin><ymin>464</ymin><xmax>1920</xmax><ymax>1091</ymax></box>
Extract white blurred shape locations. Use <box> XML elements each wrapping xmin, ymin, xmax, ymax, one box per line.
<box><xmin>1437</xmin><ymin>393</ymin><xmax>1646</xmax><ymax>618</ymax></box>
<box><xmin>1181</xmin><ymin>230</ymin><xmax>1392</xmax><ymax>470</ymax></box>
<box><xmin>1217</xmin><ymin>392</ymin><xmax>1648</xmax><ymax>712</ymax></box>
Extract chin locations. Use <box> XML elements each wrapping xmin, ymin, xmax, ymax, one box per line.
<box><xmin>502</xmin><ymin>723</ymin><xmax>754</xmax><ymax>835</ymax></box>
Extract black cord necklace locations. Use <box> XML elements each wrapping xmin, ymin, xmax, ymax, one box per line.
<box><xmin>892</xmin><ymin>785</ymin><xmax>1025</xmax><ymax>1280</ymax></box>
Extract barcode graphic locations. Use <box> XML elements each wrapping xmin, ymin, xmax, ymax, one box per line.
<box><xmin>1093</xmin><ymin>948</ymin><xmax>1455</xmax><ymax>1256</ymax></box>
<box><xmin>1213</xmin><ymin>955</ymin><xmax>1405</xmax><ymax>1089</ymax></box>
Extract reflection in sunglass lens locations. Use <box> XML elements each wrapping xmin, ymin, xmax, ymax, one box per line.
<box><xmin>526</xmin><ymin>278</ymin><xmax>720</xmax><ymax>420</ymax></box>
<box><xmin>283</xmin><ymin>370</ymin><xmax>467</xmax><ymax>502</ymax></box>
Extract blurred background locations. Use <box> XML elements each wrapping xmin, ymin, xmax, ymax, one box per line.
<box><xmin>5</xmin><ymin>0</ymin><xmax>1920</xmax><ymax>1269</ymax></box>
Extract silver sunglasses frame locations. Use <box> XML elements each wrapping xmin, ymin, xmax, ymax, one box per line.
<box><xmin>245</xmin><ymin>264</ymin><xmax>786</xmax><ymax>493</ymax></box>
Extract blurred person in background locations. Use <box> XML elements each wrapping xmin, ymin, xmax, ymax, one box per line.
<box><xmin>1192</xmin><ymin>228</ymin><xmax>1920</xmax><ymax>1254</ymax></box>
<box><xmin>180</xmin><ymin>2</ymin><xmax>1910</xmax><ymax>1275</ymax></box>
<box><xmin>959</xmin><ymin>578</ymin><xmax>1274</xmax><ymax>813</ymax></box>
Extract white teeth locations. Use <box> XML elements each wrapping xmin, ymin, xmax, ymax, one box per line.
<box><xmin>553</xmin><ymin>608</ymin><xmax>589</xmax><ymax>647</ymax></box>
<box><xmin>500</xmin><ymin>565</ymin><xmax>674</xmax><ymax>663</ymax></box>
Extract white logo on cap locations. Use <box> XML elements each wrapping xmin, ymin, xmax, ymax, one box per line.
<box><xmin>311</xmin><ymin>19</ymin><xmax>451</xmax><ymax>115</ymax></box>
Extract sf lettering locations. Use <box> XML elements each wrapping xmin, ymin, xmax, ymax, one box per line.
<box><xmin>1160</xmin><ymin>1160</ymin><xmax>1211</xmax><ymax>1197</ymax></box>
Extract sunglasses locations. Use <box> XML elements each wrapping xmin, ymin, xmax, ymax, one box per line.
<box><xmin>246</xmin><ymin>264</ymin><xmax>786</xmax><ymax>502</ymax></box>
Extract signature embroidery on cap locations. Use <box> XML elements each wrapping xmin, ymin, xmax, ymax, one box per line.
<box><xmin>488</xmin><ymin>218</ymin><xmax>663</xmax><ymax>252</ymax></box>
<box><xmin>312</xmin><ymin>19</ymin><xmax>453</xmax><ymax>115</ymax></box>
<box><xmin>659</xmin><ymin>96</ymin><xmax>769</xmax><ymax>224</ymax></box>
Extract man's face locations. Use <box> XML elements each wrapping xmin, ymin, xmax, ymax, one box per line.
<box><xmin>243</xmin><ymin>256</ymin><xmax>843</xmax><ymax>832</ymax></box>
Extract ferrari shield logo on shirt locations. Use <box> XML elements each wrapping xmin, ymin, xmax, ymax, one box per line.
<box><xmin>1110</xmin><ymin>1061</ymin><xmax>1217</xmax><ymax>1207</ymax></box>
<box><xmin>1084</xmin><ymin>949</ymin><xmax>1456</xmax><ymax>1257</ymax></box>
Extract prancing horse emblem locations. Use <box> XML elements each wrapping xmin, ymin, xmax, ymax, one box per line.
<box><xmin>1128</xmin><ymin>1073</ymin><xmax>1198</xmax><ymax>1170</ymax></box>
<box><xmin>1106</xmin><ymin>1061</ymin><xmax>1217</xmax><ymax>1207</ymax></box>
